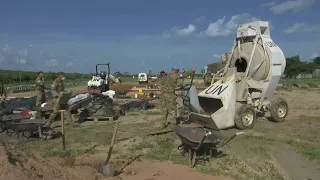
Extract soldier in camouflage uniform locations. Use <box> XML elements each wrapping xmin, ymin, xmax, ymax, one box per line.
<box><xmin>161</xmin><ymin>66</ymin><xmax>196</xmax><ymax>129</ymax></box>
<box><xmin>35</xmin><ymin>71</ymin><xmax>47</xmax><ymax>108</ymax></box>
<box><xmin>147</xmin><ymin>70</ymin><xmax>152</xmax><ymax>89</ymax></box>
<box><xmin>0</xmin><ymin>79</ymin><xmax>7</xmax><ymax>106</ymax></box>
<box><xmin>204</xmin><ymin>71</ymin><xmax>212</xmax><ymax>86</ymax></box>
<box><xmin>44</xmin><ymin>72</ymin><xmax>66</xmax><ymax>127</ymax></box>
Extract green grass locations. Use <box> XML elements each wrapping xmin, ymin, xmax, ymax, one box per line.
<box><xmin>130</xmin><ymin>134</ymin><xmax>268</xmax><ymax>180</ymax></box>
<box><xmin>21</xmin><ymin>123</ymin><xmax>113</xmax><ymax>157</ymax></box>
<box><xmin>245</xmin><ymin>135</ymin><xmax>320</xmax><ymax>161</ymax></box>
<box><xmin>285</xmin><ymin>139</ymin><xmax>320</xmax><ymax>160</ymax></box>
<box><xmin>130</xmin><ymin>134</ymin><xmax>188</xmax><ymax>164</ymax></box>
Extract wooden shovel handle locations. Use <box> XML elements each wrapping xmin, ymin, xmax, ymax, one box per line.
<box><xmin>110</xmin><ymin>121</ymin><xmax>119</xmax><ymax>147</ymax></box>
<box><xmin>105</xmin><ymin>121</ymin><xmax>119</xmax><ymax>163</ymax></box>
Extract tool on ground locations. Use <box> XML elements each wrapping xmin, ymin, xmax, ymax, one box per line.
<box><xmin>119</xmin><ymin>154</ymin><xmax>142</xmax><ymax>174</ymax></box>
<box><xmin>100</xmin><ymin>121</ymin><xmax>119</xmax><ymax>177</ymax></box>
<box><xmin>59</xmin><ymin>109</ymin><xmax>66</xmax><ymax>150</ymax></box>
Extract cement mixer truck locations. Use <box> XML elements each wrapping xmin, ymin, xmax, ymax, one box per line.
<box><xmin>182</xmin><ymin>21</ymin><xmax>288</xmax><ymax>130</ymax></box>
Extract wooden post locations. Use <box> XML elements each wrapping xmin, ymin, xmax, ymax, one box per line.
<box><xmin>59</xmin><ymin>110</ymin><xmax>66</xmax><ymax>150</ymax></box>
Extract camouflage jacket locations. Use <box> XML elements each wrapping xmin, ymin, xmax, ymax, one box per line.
<box><xmin>157</xmin><ymin>75</ymin><xmax>167</xmax><ymax>90</ymax></box>
<box><xmin>204</xmin><ymin>72</ymin><xmax>212</xmax><ymax>81</ymax></box>
<box><xmin>35</xmin><ymin>77</ymin><xmax>46</xmax><ymax>91</ymax></box>
<box><xmin>166</xmin><ymin>73</ymin><xmax>179</xmax><ymax>93</ymax></box>
<box><xmin>51</xmin><ymin>78</ymin><xmax>65</xmax><ymax>98</ymax></box>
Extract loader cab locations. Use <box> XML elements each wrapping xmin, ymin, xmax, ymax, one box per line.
<box><xmin>99</xmin><ymin>71</ymin><xmax>107</xmax><ymax>79</ymax></box>
<box><xmin>94</xmin><ymin>63</ymin><xmax>111</xmax><ymax>93</ymax></box>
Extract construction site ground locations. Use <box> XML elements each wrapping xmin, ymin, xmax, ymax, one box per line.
<box><xmin>1</xmin><ymin>84</ymin><xmax>320</xmax><ymax>180</ymax></box>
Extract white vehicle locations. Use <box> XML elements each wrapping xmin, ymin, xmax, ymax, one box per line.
<box><xmin>87</xmin><ymin>74</ymin><xmax>107</xmax><ymax>89</ymax></box>
<box><xmin>138</xmin><ymin>73</ymin><xmax>148</xmax><ymax>84</ymax></box>
<box><xmin>88</xmin><ymin>63</ymin><xmax>111</xmax><ymax>93</ymax></box>
<box><xmin>182</xmin><ymin>21</ymin><xmax>288</xmax><ymax>130</ymax></box>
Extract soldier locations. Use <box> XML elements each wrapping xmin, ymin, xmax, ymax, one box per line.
<box><xmin>147</xmin><ymin>70</ymin><xmax>152</xmax><ymax>89</ymax></box>
<box><xmin>153</xmin><ymin>70</ymin><xmax>167</xmax><ymax>128</ymax></box>
<box><xmin>162</xmin><ymin>66</ymin><xmax>196</xmax><ymax>129</ymax></box>
<box><xmin>35</xmin><ymin>71</ymin><xmax>47</xmax><ymax>108</ymax></box>
<box><xmin>0</xmin><ymin>79</ymin><xmax>7</xmax><ymax>106</ymax></box>
<box><xmin>204</xmin><ymin>71</ymin><xmax>212</xmax><ymax>86</ymax></box>
<box><xmin>44</xmin><ymin>72</ymin><xmax>66</xmax><ymax>128</ymax></box>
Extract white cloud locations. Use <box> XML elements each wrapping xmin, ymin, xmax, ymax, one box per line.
<box><xmin>261</xmin><ymin>1</ymin><xmax>276</xmax><ymax>7</ymax></box>
<box><xmin>138</xmin><ymin>59</ymin><xmax>146</xmax><ymax>67</ymax></box>
<box><xmin>45</xmin><ymin>59</ymin><xmax>59</xmax><ymax>67</ymax></box>
<box><xmin>212</xmin><ymin>54</ymin><xmax>220</xmax><ymax>58</ymax></box>
<box><xmin>2</xmin><ymin>45</ymin><xmax>11</xmax><ymax>53</ymax></box>
<box><xmin>163</xmin><ymin>24</ymin><xmax>196</xmax><ymax>38</ymax></box>
<box><xmin>311</xmin><ymin>52</ymin><xmax>319</xmax><ymax>59</ymax></box>
<box><xmin>264</xmin><ymin>0</ymin><xmax>315</xmax><ymax>15</ymax></box>
<box><xmin>15</xmin><ymin>57</ymin><xmax>27</xmax><ymax>65</ymax></box>
<box><xmin>66</xmin><ymin>61</ymin><xmax>74</xmax><ymax>68</ymax></box>
<box><xmin>0</xmin><ymin>54</ymin><xmax>4</xmax><ymax>64</ymax></box>
<box><xmin>19</xmin><ymin>58</ymin><xmax>26</xmax><ymax>65</ymax></box>
<box><xmin>200</xmin><ymin>13</ymin><xmax>260</xmax><ymax>37</ymax></box>
<box><xmin>284</xmin><ymin>23</ymin><xmax>320</xmax><ymax>33</ymax></box>
<box><xmin>195</xmin><ymin>16</ymin><xmax>207</xmax><ymax>22</ymax></box>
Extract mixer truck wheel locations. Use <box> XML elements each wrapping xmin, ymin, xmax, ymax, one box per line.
<box><xmin>269</xmin><ymin>97</ymin><xmax>288</xmax><ymax>122</ymax></box>
<box><xmin>235</xmin><ymin>104</ymin><xmax>256</xmax><ymax>130</ymax></box>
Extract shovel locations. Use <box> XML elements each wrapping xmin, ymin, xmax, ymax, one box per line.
<box><xmin>99</xmin><ymin>121</ymin><xmax>119</xmax><ymax>177</ymax></box>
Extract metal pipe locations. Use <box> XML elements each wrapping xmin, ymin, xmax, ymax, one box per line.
<box><xmin>245</xmin><ymin>34</ymin><xmax>259</xmax><ymax>77</ymax></box>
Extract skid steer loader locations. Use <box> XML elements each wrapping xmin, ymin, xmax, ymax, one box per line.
<box><xmin>182</xmin><ymin>21</ymin><xmax>288</xmax><ymax>130</ymax></box>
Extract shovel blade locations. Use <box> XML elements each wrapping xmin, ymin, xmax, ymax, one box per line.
<box><xmin>100</xmin><ymin>162</ymin><xmax>115</xmax><ymax>177</ymax></box>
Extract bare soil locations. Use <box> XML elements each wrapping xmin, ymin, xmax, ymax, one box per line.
<box><xmin>1</xmin><ymin>86</ymin><xmax>320</xmax><ymax>180</ymax></box>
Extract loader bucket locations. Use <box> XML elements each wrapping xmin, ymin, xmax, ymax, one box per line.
<box><xmin>182</xmin><ymin>81</ymin><xmax>236</xmax><ymax>130</ymax></box>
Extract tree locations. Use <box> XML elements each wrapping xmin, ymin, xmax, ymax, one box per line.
<box><xmin>312</xmin><ymin>56</ymin><xmax>320</xmax><ymax>65</ymax></box>
<box><xmin>284</xmin><ymin>55</ymin><xmax>317</xmax><ymax>78</ymax></box>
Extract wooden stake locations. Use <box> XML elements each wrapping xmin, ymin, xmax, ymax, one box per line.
<box><xmin>59</xmin><ymin>110</ymin><xmax>66</xmax><ymax>150</ymax></box>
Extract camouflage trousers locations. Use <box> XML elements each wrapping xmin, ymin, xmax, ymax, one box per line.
<box><xmin>204</xmin><ymin>79</ymin><xmax>212</xmax><ymax>86</ymax></box>
<box><xmin>36</xmin><ymin>90</ymin><xmax>46</xmax><ymax>107</ymax></box>
<box><xmin>160</xmin><ymin>93</ymin><xmax>179</xmax><ymax>126</ymax></box>
<box><xmin>47</xmin><ymin>98</ymin><xmax>71</xmax><ymax>127</ymax></box>
<box><xmin>1</xmin><ymin>90</ymin><xmax>7</xmax><ymax>101</ymax></box>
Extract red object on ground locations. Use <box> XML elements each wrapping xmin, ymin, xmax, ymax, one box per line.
<box><xmin>21</xmin><ymin>109</ymin><xmax>31</xmax><ymax>115</ymax></box>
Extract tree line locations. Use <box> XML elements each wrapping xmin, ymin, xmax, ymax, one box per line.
<box><xmin>0</xmin><ymin>70</ymin><xmax>92</xmax><ymax>84</ymax></box>
<box><xmin>284</xmin><ymin>56</ymin><xmax>320</xmax><ymax>78</ymax></box>
<box><xmin>2</xmin><ymin>56</ymin><xmax>318</xmax><ymax>84</ymax></box>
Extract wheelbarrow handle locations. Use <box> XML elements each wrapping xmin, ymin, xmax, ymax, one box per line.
<box><xmin>218</xmin><ymin>131</ymin><xmax>244</xmax><ymax>148</ymax></box>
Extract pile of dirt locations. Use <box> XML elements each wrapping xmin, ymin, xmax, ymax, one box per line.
<box><xmin>0</xmin><ymin>141</ymin><xmax>232</xmax><ymax>180</ymax></box>
<box><xmin>115</xmin><ymin>159</ymin><xmax>232</xmax><ymax>180</ymax></box>
<box><xmin>110</xmin><ymin>84</ymin><xmax>134</xmax><ymax>92</ymax></box>
<box><xmin>0</xmin><ymin>144</ymin><xmax>106</xmax><ymax>180</ymax></box>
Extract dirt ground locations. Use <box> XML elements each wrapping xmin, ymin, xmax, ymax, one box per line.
<box><xmin>1</xmin><ymin>86</ymin><xmax>320</xmax><ymax>180</ymax></box>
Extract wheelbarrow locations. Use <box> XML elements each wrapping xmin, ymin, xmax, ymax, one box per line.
<box><xmin>174</xmin><ymin>127</ymin><xmax>243</xmax><ymax>167</ymax></box>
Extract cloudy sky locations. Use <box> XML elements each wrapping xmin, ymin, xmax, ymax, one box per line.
<box><xmin>0</xmin><ymin>0</ymin><xmax>319</xmax><ymax>73</ymax></box>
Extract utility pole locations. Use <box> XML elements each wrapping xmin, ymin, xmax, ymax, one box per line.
<box><xmin>18</xmin><ymin>51</ymin><xmax>21</xmax><ymax>83</ymax></box>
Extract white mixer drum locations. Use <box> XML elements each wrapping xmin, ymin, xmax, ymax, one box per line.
<box><xmin>229</xmin><ymin>42</ymin><xmax>270</xmax><ymax>81</ymax></box>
